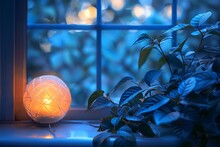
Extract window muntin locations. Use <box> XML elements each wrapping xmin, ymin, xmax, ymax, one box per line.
<box><xmin>28</xmin><ymin>0</ymin><xmax>97</xmax><ymax>24</ymax></box>
<box><xmin>28</xmin><ymin>30</ymin><xmax>96</xmax><ymax>106</ymax></box>
<box><xmin>102</xmin><ymin>0</ymin><xmax>172</xmax><ymax>24</ymax></box>
<box><xmin>27</xmin><ymin>0</ymin><xmax>178</xmax><ymax>106</ymax></box>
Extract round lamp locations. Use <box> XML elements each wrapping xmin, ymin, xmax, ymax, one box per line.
<box><xmin>23</xmin><ymin>75</ymin><xmax>71</xmax><ymax>124</ymax></box>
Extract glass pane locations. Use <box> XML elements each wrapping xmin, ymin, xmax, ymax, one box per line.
<box><xmin>28</xmin><ymin>0</ymin><xmax>97</xmax><ymax>24</ymax></box>
<box><xmin>178</xmin><ymin>0</ymin><xmax>220</xmax><ymax>24</ymax></box>
<box><xmin>28</xmin><ymin>30</ymin><xmax>96</xmax><ymax>106</ymax></box>
<box><xmin>102</xmin><ymin>30</ymin><xmax>172</xmax><ymax>93</ymax></box>
<box><xmin>102</xmin><ymin>0</ymin><xmax>172</xmax><ymax>24</ymax></box>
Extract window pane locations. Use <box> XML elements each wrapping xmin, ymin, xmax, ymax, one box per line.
<box><xmin>102</xmin><ymin>0</ymin><xmax>172</xmax><ymax>24</ymax></box>
<box><xmin>27</xmin><ymin>30</ymin><xmax>96</xmax><ymax>106</ymax></box>
<box><xmin>28</xmin><ymin>0</ymin><xmax>97</xmax><ymax>24</ymax></box>
<box><xmin>102</xmin><ymin>30</ymin><xmax>172</xmax><ymax>92</ymax></box>
<box><xmin>178</xmin><ymin>0</ymin><xmax>220</xmax><ymax>23</ymax></box>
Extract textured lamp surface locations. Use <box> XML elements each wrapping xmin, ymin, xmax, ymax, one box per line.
<box><xmin>23</xmin><ymin>75</ymin><xmax>72</xmax><ymax>124</ymax></box>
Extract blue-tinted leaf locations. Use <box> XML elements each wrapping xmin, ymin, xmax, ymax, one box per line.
<box><xmin>190</xmin><ymin>11</ymin><xmax>212</xmax><ymax>26</ymax></box>
<box><xmin>110</xmin><ymin>106</ymin><xmax>118</xmax><ymax>116</ymax></box>
<box><xmin>133</xmin><ymin>34</ymin><xmax>153</xmax><ymax>45</ymax></box>
<box><xmin>87</xmin><ymin>90</ymin><xmax>104</xmax><ymax>110</ymax></box>
<box><xmin>119</xmin><ymin>86</ymin><xmax>143</xmax><ymax>106</ymax></box>
<box><xmin>98</xmin><ymin>116</ymin><xmax>114</xmax><ymax>131</ymax></box>
<box><xmin>111</xmin><ymin>117</ymin><xmax>122</xmax><ymax>127</ymax></box>
<box><xmin>154</xmin><ymin>111</ymin><xmax>180</xmax><ymax>125</ymax></box>
<box><xmin>138</xmin><ymin>123</ymin><xmax>155</xmax><ymax>137</ymax></box>
<box><xmin>193</xmin><ymin>71</ymin><xmax>217</xmax><ymax>92</ymax></box>
<box><xmin>115</xmin><ymin>126</ymin><xmax>136</xmax><ymax>147</ymax></box>
<box><xmin>171</xmin><ymin>119</ymin><xmax>194</xmax><ymax>139</ymax></box>
<box><xmin>128</xmin><ymin>105</ymin><xmax>140</xmax><ymax>116</ymax></box>
<box><xmin>169</xmin><ymin>90</ymin><xmax>179</xmax><ymax>99</ymax></box>
<box><xmin>118</xmin><ymin>106</ymin><xmax>129</xmax><ymax>116</ymax></box>
<box><xmin>157</xmin><ymin>56</ymin><xmax>166</xmax><ymax>69</ymax></box>
<box><xmin>113</xmin><ymin>136</ymin><xmax>136</xmax><ymax>147</ymax></box>
<box><xmin>125</xmin><ymin>116</ymin><xmax>143</xmax><ymax>121</ymax></box>
<box><xmin>109</xmin><ymin>77</ymin><xmax>137</xmax><ymax>104</ymax></box>
<box><xmin>212</xmin><ymin>59</ymin><xmax>220</xmax><ymax>73</ymax></box>
<box><xmin>173</xmin><ymin>38</ymin><xmax>188</xmax><ymax>53</ymax></box>
<box><xmin>203</xmin><ymin>46</ymin><xmax>220</xmax><ymax>54</ymax></box>
<box><xmin>144</xmin><ymin>70</ymin><xmax>161</xmax><ymax>86</ymax></box>
<box><xmin>166</xmin><ymin>54</ymin><xmax>183</xmax><ymax>68</ymax></box>
<box><xmin>138</xmin><ymin>46</ymin><xmax>154</xmax><ymax>69</ymax></box>
<box><xmin>180</xmin><ymin>106</ymin><xmax>200</xmax><ymax>122</ymax></box>
<box><xmin>191</xmin><ymin>28</ymin><xmax>207</xmax><ymax>36</ymax></box>
<box><xmin>180</xmin><ymin>100</ymin><xmax>209</xmax><ymax>108</ymax></box>
<box><xmin>137</xmin><ymin>95</ymin><xmax>170</xmax><ymax>115</ymax></box>
<box><xmin>119</xmin><ymin>125</ymin><xmax>133</xmax><ymax>133</ymax></box>
<box><xmin>93</xmin><ymin>133</ymin><xmax>112</xmax><ymax>147</ymax></box>
<box><xmin>112</xmin><ymin>77</ymin><xmax>133</xmax><ymax>93</ymax></box>
<box><xmin>117</xmin><ymin>131</ymin><xmax>136</xmax><ymax>142</ymax></box>
<box><xmin>159</xmin><ymin>37</ymin><xmax>173</xmax><ymax>44</ymax></box>
<box><xmin>90</xmin><ymin>96</ymin><xmax>112</xmax><ymax>110</ymax></box>
<box><xmin>208</xmin><ymin>30</ymin><xmax>220</xmax><ymax>37</ymax></box>
<box><xmin>164</xmin><ymin>24</ymin><xmax>191</xmax><ymax>34</ymax></box>
<box><xmin>178</xmin><ymin>77</ymin><xmax>196</xmax><ymax>97</ymax></box>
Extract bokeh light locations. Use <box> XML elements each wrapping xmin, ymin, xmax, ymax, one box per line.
<box><xmin>28</xmin><ymin>0</ymin><xmax>220</xmax><ymax>106</ymax></box>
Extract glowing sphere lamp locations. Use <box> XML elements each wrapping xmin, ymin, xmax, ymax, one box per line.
<box><xmin>23</xmin><ymin>75</ymin><xmax>71</xmax><ymax>124</ymax></box>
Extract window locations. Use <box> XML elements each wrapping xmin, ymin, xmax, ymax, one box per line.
<box><xmin>0</xmin><ymin>0</ymin><xmax>219</xmax><ymax>121</ymax></box>
<box><xmin>27</xmin><ymin>0</ymin><xmax>177</xmax><ymax>107</ymax></box>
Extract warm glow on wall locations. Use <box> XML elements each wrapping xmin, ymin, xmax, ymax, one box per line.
<box><xmin>23</xmin><ymin>75</ymin><xmax>71</xmax><ymax>124</ymax></box>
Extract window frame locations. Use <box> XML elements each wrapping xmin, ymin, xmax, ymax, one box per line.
<box><xmin>0</xmin><ymin>0</ymin><xmax>178</xmax><ymax>121</ymax></box>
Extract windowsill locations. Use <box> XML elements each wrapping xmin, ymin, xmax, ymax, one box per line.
<box><xmin>0</xmin><ymin>120</ymin><xmax>182</xmax><ymax>147</ymax></box>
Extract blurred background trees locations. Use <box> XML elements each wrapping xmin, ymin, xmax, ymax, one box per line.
<box><xmin>27</xmin><ymin>0</ymin><xmax>220</xmax><ymax>106</ymax></box>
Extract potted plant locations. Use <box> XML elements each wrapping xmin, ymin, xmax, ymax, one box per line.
<box><xmin>87</xmin><ymin>12</ymin><xmax>220</xmax><ymax>147</ymax></box>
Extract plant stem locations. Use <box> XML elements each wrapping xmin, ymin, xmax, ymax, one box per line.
<box><xmin>157</xmin><ymin>44</ymin><xmax>173</xmax><ymax>74</ymax></box>
<box><xmin>180</xmin><ymin>52</ymin><xmax>186</xmax><ymax>72</ymax></box>
<box><xmin>186</xmin><ymin>29</ymin><xmax>204</xmax><ymax>72</ymax></box>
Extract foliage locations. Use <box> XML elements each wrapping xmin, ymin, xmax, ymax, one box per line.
<box><xmin>87</xmin><ymin>12</ymin><xmax>220</xmax><ymax>147</ymax></box>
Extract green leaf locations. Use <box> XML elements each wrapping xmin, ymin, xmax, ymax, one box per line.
<box><xmin>178</xmin><ymin>77</ymin><xmax>196</xmax><ymax>97</ymax></box>
<box><xmin>164</xmin><ymin>24</ymin><xmax>191</xmax><ymax>34</ymax></box>
<box><xmin>154</xmin><ymin>110</ymin><xmax>180</xmax><ymax>125</ymax></box>
<box><xmin>173</xmin><ymin>38</ymin><xmax>188</xmax><ymax>53</ymax></box>
<box><xmin>87</xmin><ymin>90</ymin><xmax>104</xmax><ymax>110</ymax></box>
<box><xmin>138</xmin><ymin>46</ymin><xmax>154</xmax><ymax>69</ymax></box>
<box><xmin>137</xmin><ymin>94</ymin><xmax>170</xmax><ymax>115</ymax></box>
<box><xmin>190</xmin><ymin>11</ymin><xmax>212</xmax><ymax>27</ymax></box>
<box><xmin>133</xmin><ymin>33</ymin><xmax>153</xmax><ymax>45</ymax></box>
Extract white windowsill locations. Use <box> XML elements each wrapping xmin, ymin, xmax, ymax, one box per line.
<box><xmin>0</xmin><ymin>120</ymin><xmax>181</xmax><ymax>147</ymax></box>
